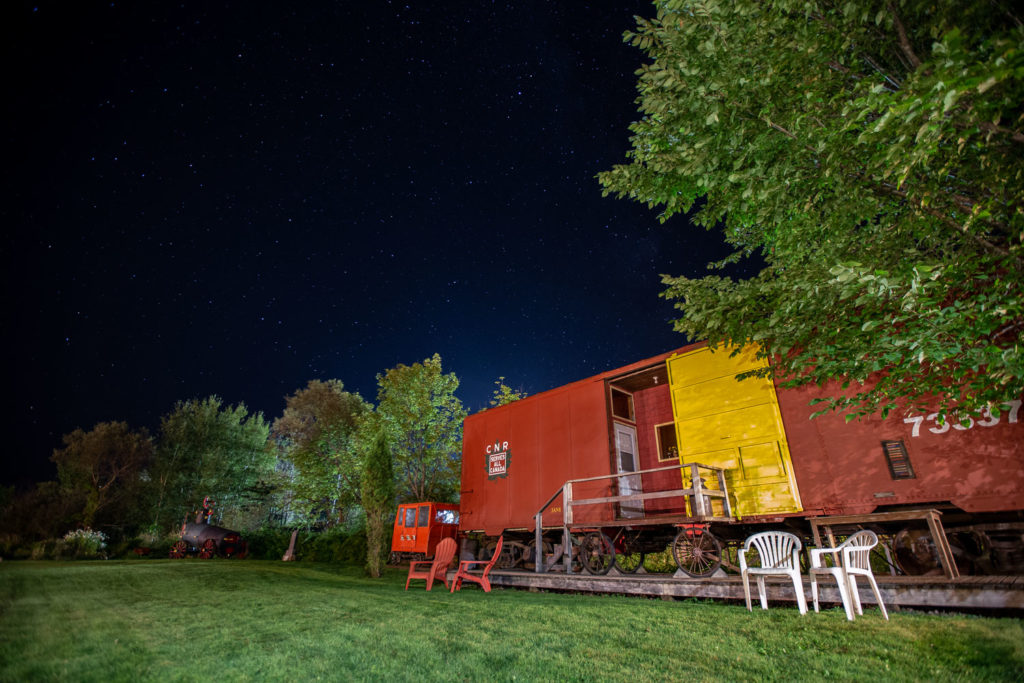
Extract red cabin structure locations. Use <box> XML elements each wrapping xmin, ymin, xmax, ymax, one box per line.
<box><xmin>390</xmin><ymin>501</ymin><xmax>460</xmax><ymax>563</ymax></box>
<box><xmin>458</xmin><ymin>343</ymin><xmax>1024</xmax><ymax>577</ymax></box>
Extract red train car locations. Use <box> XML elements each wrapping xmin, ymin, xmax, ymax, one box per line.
<box><xmin>390</xmin><ymin>501</ymin><xmax>460</xmax><ymax>563</ymax></box>
<box><xmin>458</xmin><ymin>343</ymin><xmax>1024</xmax><ymax>576</ymax></box>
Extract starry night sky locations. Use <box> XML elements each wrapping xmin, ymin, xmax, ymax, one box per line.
<box><xmin>3</xmin><ymin>1</ymin><xmax>738</xmax><ymax>487</ymax></box>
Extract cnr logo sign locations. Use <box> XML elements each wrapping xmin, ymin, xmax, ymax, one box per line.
<box><xmin>486</xmin><ymin>440</ymin><xmax>510</xmax><ymax>480</ymax></box>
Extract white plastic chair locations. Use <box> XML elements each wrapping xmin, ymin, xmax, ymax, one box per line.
<box><xmin>809</xmin><ymin>530</ymin><xmax>889</xmax><ymax>621</ymax></box>
<box><xmin>738</xmin><ymin>531</ymin><xmax>808</xmax><ymax>614</ymax></box>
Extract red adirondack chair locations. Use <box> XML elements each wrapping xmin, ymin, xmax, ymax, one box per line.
<box><xmin>405</xmin><ymin>537</ymin><xmax>457</xmax><ymax>591</ymax></box>
<box><xmin>451</xmin><ymin>535</ymin><xmax>503</xmax><ymax>593</ymax></box>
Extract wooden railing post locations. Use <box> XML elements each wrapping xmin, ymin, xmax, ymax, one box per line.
<box><xmin>716</xmin><ymin>468</ymin><xmax>731</xmax><ymax>518</ymax></box>
<box><xmin>563</xmin><ymin>483</ymin><xmax>573</xmax><ymax>574</ymax></box>
<box><xmin>689</xmin><ymin>463</ymin><xmax>706</xmax><ymax>517</ymax></box>
<box><xmin>534</xmin><ymin>512</ymin><xmax>543</xmax><ymax>574</ymax></box>
<box><xmin>564</xmin><ymin>482</ymin><xmax>573</xmax><ymax>526</ymax></box>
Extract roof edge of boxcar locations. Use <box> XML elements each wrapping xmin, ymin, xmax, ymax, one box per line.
<box><xmin>465</xmin><ymin>341</ymin><xmax>707</xmax><ymax>421</ymax></box>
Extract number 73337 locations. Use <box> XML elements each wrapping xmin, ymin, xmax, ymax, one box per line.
<box><xmin>903</xmin><ymin>399</ymin><xmax>1021</xmax><ymax>437</ymax></box>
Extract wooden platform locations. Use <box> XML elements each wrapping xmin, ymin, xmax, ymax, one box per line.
<box><xmin>478</xmin><ymin>569</ymin><xmax>1024</xmax><ymax>612</ymax></box>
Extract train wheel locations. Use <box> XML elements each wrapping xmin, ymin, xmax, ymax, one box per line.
<box><xmin>614</xmin><ymin>551</ymin><xmax>645</xmax><ymax>573</ymax></box>
<box><xmin>169</xmin><ymin>540</ymin><xmax>187</xmax><ymax>559</ymax></box>
<box><xmin>198</xmin><ymin>539</ymin><xmax>216</xmax><ymax>560</ymax></box>
<box><xmin>525</xmin><ymin>540</ymin><xmax>553</xmax><ymax>570</ymax></box>
<box><xmin>234</xmin><ymin>541</ymin><xmax>249</xmax><ymax>560</ymax></box>
<box><xmin>672</xmin><ymin>529</ymin><xmax>722</xmax><ymax>577</ymax></box>
<box><xmin>892</xmin><ymin>528</ymin><xmax>941</xmax><ymax>575</ymax></box>
<box><xmin>499</xmin><ymin>542</ymin><xmax>521</xmax><ymax>569</ymax></box>
<box><xmin>579</xmin><ymin>532</ymin><xmax>615</xmax><ymax>575</ymax></box>
<box><xmin>947</xmin><ymin>530</ymin><xmax>992</xmax><ymax>574</ymax></box>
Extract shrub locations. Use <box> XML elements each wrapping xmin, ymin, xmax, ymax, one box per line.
<box><xmin>30</xmin><ymin>538</ymin><xmax>60</xmax><ymax>560</ymax></box>
<box><xmin>643</xmin><ymin>548</ymin><xmax>678</xmax><ymax>574</ymax></box>
<box><xmin>245</xmin><ymin>526</ymin><xmax>293</xmax><ymax>560</ymax></box>
<box><xmin>60</xmin><ymin>528</ymin><xmax>108</xmax><ymax>559</ymax></box>
<box><xmin>242</xmin><ymin>525</ymin><xmax>367</xmax><ymax>564</ymax></box>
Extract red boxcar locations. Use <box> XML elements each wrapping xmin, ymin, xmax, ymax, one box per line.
<box><xmin>458</xmin><ymin>343</ymin><xmax>1024</xmax><ymax>576</ymax></box>
<box><xmin>390</xmin><ymin>501</ymin><xmax>460</xmax><ymax>563</ymax></box>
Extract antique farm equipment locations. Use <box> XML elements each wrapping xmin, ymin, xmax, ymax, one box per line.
<box><xmin>456</xmin><ymin>343</ymin><xmax>1024</xmax><ymax>578</ymax></box>
<box><xmin>169</xmin><ymin>498</ymin><xmax>248</xmax><ymax>559</ymax></box>
<box><xmin>390</xmin><ymin>501</ymin><xmax>460</xmax><ymax>563</ymax></box>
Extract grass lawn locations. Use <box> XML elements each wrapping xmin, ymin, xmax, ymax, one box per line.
<box><xmin>1</xmin><ymin>560</ymin><xmax>1022</xmax><ymax>682</ymax></box>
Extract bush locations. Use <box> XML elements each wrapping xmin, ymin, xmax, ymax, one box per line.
<box><xmin>242</xmin><ymin>525</ymin><xmax>367</xmax><ymax>564</ymax></box>
<box><xmin>643</xmin><ymin>548</ymin><xmax>678</xmax><ymax>574</ymax></box>
<box><xmin>60</xmin><ymin>528</ymin><xmax>108</xmax><ymax>559</ymax></box>
<box><xmin>30</xmin><ymin>538</ymin><xmax>60</xmax><ymax>560</ymax></box>
<box><xmin>0</xmin><ymin>533</ymin><xmax>27</xmax><ymax>560</ymax></box>
<box><xmin>245</xmin><ymin>527</ymin><xmax>294</xmax><ymax>560</ymax></box>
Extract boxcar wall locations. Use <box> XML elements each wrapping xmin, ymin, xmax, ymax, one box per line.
<box><xmin>777</xmin><ymin>383</ymin><xmax>1024</xmax><ymax>518</ymax></box>
<box><xmin>458</xmin><ymin>343</ymin><xmax>1024</xmax><ymax>550</ymax></box>
<box><xmin>459</xmin><ymin>350</ymin><xmax>682</xmax><ymax>536</ymax></box>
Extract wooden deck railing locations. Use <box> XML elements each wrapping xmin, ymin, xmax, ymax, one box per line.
<box><xmin>532</xmin><ymin>462</ymin><xmax>733</xmax><ymax>574</ymax></box>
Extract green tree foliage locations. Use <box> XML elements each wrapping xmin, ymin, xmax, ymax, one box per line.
<box><xmin>375</xmin><ymin>353</ymin><xmax>467</xmax><ymax>502</ymax></box>
<box><xmin>149</xmin><ymin>396</ymin><xmax>272</xmax><ymax>531</ymax></box>
<box><xmin>599</xmin><ymin>0</ymin><xmax>1023</xmax><ymax>420</ymax></box>
<box><xmin>490</xmin><ymin>377</ymin><xmax>528</xmax><ymax>407</ymax></box>
<box><xmin>271</xmin><ymin>380</ymin><xmax>371</xmax><ymax>527</ymax></box>
<box><xmin>361</xmin><ymin>430</ymin><xmax>395</xmax><ymax>577</ymax></box>
<box><xmin>50</xmin><ymin>421</ymin><xmax>152</xmax><ymax>528</ymax></box>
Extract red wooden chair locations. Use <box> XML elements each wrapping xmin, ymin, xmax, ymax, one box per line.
<box><xmin>451</xmin><ymin>536</ymin><xmax>504</xmax><ymax>593</ymax></box>
<box><xmin>405</xmin><ymin>537</ymin><xmax>457</xmax><ymax>591</ymax></box>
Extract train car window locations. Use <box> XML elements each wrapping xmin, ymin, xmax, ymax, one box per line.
<box><xmin>418</xmin><ymin>505</ymin><xmax>430</xmax><ymax>526</ymax></box>
<box><xmin>655</xmin><ymin>422</ymin><xmax>679</xmax><ymax>462</ymax></box>
<box><xmin>435</xmin><ymin>509</ymin><xmax>459</xmax><ymax>525</ymax></box>
<box><xmin>395</xmin><ymin>509</ymin><xmax>401</xmax><ymax>524</ymax></box>
<box><xmin>882</xmin><ymin>440</ymin><xmax>916</xmax><ymax>479</ymax></box>
<box><xmin>611</xmin><ymin>388</ymin><xmax>634</xmax><ymax>422</ymax></box>
<box><xmin>404</xmin><ymin>507</ymin><xmax>416</xmax><ymax>527</ymax></box>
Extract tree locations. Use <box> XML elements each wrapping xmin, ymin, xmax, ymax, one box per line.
<box><xmin>51</xmin><ymin>421</ymin><xmax>152</xmax><ymax>528</ymax></box>
<box><xmin>270</xmin><ymin>380</ymin><xmax>371</xmax><ymax>526</ymax></box>
<box><xmin>375</xmin><ymin>353</ymin><xmax>467</xmax><ymax>502</ymax></box>
<box><xmin>149</xmin><ymin>396</ymin><xmax>272</xmax><ymax>531</ymax></box>
<box><xmin>361</xmin><ymin>429</ymin><xmax>395</xmax><ymax>578</ymax></box>
<box><xmin>599</xmin><ymin>1</ymin><xmax>1023</xmax><ymax>421</ymax></box>
<box><xmin>490</xmin><ymin>377</ymin><xmax>528</xmax><ymax>407</ymax></box>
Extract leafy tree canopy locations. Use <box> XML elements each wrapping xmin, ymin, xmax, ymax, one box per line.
<box><xmin>51</xmin><ymin>421</ymin><xmax>152</xmax><ymax>528</ymax></box>
<box><xmin>361</xmin><ymin>431</ymin><xmax>395</xmax><ymax>577</ymax></box>
<box><xmin>490</xmin><ymin>377</ymin><xmax>529</xmax><ymax>407</ymax></box>
<box><xmin>150</xmin><ymin>396</ymin><xmax>272</xmax><ymax>530</ymax></box>
<box><xmin>271</xmin><ymin>379</ymin><xmax>371</xmax><ymax>526</ymax></box>
<box><xmin>599</xmin><ymin>0</ymin><xmax>1023</xmax><ymax>421</ymax></box>
<box><xmin>376</xmin><ymin>353</ymin><xmax>467</xmax><ymax>502</ymax></box>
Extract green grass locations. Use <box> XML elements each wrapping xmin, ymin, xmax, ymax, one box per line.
<box><xmin>1</xmin><ymin>561</ymin><xmax>1022</xmax><ymax>682</ymax></box>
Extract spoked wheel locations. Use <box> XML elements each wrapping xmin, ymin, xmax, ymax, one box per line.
<box><xmin>614</xmin><ymin>551</ymin><xmax>646</xmax><ymax>573</ymax></box>
<box><xmin>672</xmin><ymin>528</ymin><xmax>722</xmax><ymax>577</ymax></box>
<box><xmin>526</xmin><ymin>539</ymin><xmax>553</xmax><ymax>570</ymax></box>
<box><xmin>892</xmin><ymin>528</ymin><xmax>941</xmax><ymax>576</ymax></box>
<box><xmin>499</xmin><ymin>543</ymin><xmax>522</xmax><ymax>569</ymax></box>
<box><xmin>198</xmin><ymin>539</ymin><xmax>216</xmax><ymax>559</ymax></box>
<box><xmin>169</xmin><ymin>540</ymin><xmax>188</xmax><ymax>559</ymax></box>
<box><xmin>579</xmin><ymin>532</ymin><xmax>616</xmax><ymax>575</ymax></box>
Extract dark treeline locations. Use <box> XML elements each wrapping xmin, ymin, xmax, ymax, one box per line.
<box><xmin>0</xmin><ymin>354</ymin><xmax>471</xmax><ymax>568</ymax></box>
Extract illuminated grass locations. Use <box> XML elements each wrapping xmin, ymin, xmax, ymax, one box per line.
<box><xmin>1</xmin><ymin>560</ymin><xmax>1022</xmax><ymax>681</ymax></box>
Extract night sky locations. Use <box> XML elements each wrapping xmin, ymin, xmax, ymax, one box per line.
<box><xmin>3</xmin><ymin>1</ymin><xmax>738</xmax><ymax>487</ymax></box>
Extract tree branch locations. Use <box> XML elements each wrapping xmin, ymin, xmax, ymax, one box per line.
<box><xmin>888</xmin><ymin>2</ymin><xmax>922</xmax><ymax>69</ymax></box>
<box><xmin>871</xmin><ymin>179</ymin><xmax>1017</xmax><ymax>260</ymax></box>
<box><xmin>980</xmin><ymin>121</ymin><xmax>1024</xmax><ymax>144</ymax></box>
